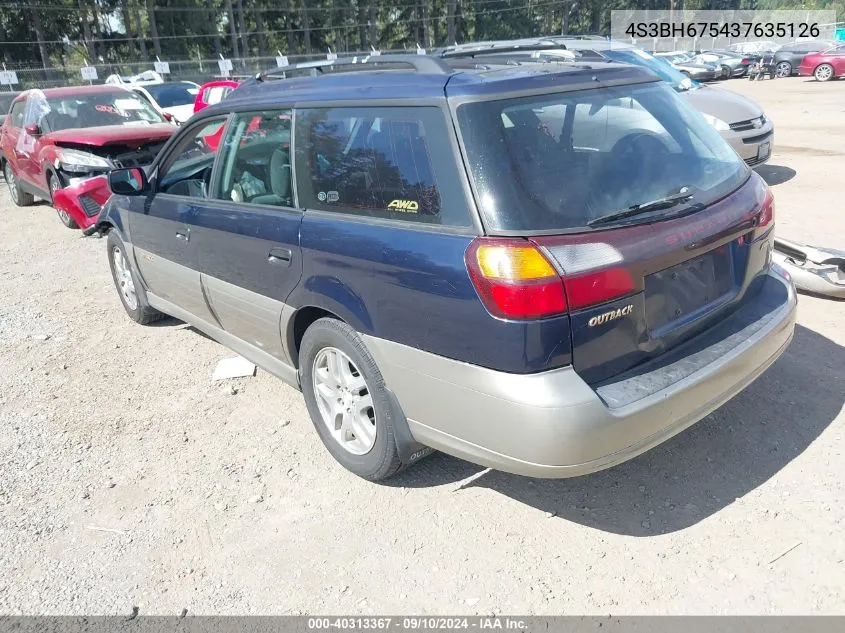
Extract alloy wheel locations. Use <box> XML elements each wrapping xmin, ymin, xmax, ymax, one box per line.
<box><xmin>112</xmin><ymin>245</ymin><xmax>138</xmax><ymax>311</ymax></box>
<box><xmin>814</xmin><ymin>64</ymin><xmax>833</xmax><ymax>82</ymax></box>
<box><xmin>312</xmin><ymin>346</ymin><xmax>377</xmax><ymax>455</ymax></box>
<box><xmin>49</xmin><ymin>176</ymin><xmax>71</xmax><ymax>225</ymax></box>
<box><xmin>5</xmin><ymin>164</ymin><xmax>18</xmax><ymax>204</ymax></box>
<box><xmin>775</xmin><ymin>62</ymin><xmax>791</xmax><ymax>78</ymax></box>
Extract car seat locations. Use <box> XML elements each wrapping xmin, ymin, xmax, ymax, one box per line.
<box><xmin>251</xmin><ymin>148</ymin><xmax>291</xmax><ymax>206</ymax></box>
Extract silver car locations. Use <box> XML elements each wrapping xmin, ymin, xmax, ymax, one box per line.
<box><xmin>553</xmin><ymin>40</ymin><xmax>774</xmax><ymax>168</ymax></box>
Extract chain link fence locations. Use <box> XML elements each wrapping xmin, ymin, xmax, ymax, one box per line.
<box><xmin>2</xmin><ymin>49</ymin><xmax>413</xmax><ymax>91</ymax></box>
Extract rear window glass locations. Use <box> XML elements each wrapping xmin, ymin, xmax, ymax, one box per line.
<box><xmin>456</xmin><ymin>82</ymin><xmax>747</xmax><ymax>232</ymax></box>
<box><xmin>142</xmin><ymin>82</ymin><xmax>199</xmax><ymax>109</ymax></box>
<box><xmin>295</xmin><ymin>106</ymin><xmax>471</xmax><ymax>227</ymax></box>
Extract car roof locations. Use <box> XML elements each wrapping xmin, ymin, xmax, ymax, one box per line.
<box><xmin>208</xmin><ymin>56</ymin><xmax>658</xmax><ymax>113</ymax></box>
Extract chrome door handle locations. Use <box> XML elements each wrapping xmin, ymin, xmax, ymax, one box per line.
<box><xmin>268</xmin><ymin>247</ymin><xmax>292</xmax><ymax>265</ymax></box>
<box><xmin>176</xmin><ymin>229</ymin><xmax>189</xmax><ymax>242</ymax></box>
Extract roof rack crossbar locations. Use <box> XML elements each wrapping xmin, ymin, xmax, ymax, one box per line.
<box><xmin>254</xmin><ymin>54</ymin><xmax>452</xmax><ymax>82</ymax></box>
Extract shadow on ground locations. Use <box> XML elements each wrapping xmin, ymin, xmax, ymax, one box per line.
<box><xmin>396</xmin><ymin>324</ymin><xmax>844</xmax><ymax>536</ymax></box>
<box><xmin>757</xmin><ymin>164</ymin><xmax>797</xmax><ymax>186</ymax></box>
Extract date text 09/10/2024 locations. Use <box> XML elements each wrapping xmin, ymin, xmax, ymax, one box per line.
<box><xmin>307</xmin><ymin>617</ymin><xmax>528</xmax><ymax>630</ymax></box>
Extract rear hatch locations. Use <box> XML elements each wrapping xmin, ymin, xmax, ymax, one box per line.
<box><xmin>453</xmin><ymin>75</ymin><xmax>775</xmax><ymax>384</ymax></box>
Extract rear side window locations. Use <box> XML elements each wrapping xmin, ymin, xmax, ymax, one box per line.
<box><xmin>295</xmin><ymin>106</ymin><xmax>471</xmax><ymax>227</ymax></box>
<box><xmin>9</xmin><ymin>100</ymin><xmax>25</xmax><ymax>128</ymax></box>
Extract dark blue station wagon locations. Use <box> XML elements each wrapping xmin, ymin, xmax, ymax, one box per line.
<box><xmin>96</xmin><ymin>55</ymin><xmax>796</xmax><ymax>481</ymax></box>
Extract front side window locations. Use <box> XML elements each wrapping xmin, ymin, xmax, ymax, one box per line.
<box><xmin>295</xmin><ymin>106</ymin><xmax>470</xmax><ymax>226</ymax></box>
<box><xmin>158</xmin><ymin>118</ymin><xmax>226</xmax><ymax>198</ymax></box>
<box><xmin>9</xmin><ymin>100</ymin><xmax>25</xmax><ymax>128</ymax></box>
<box><xmin>457</xmin><ymin>82</ymin><xmax>747</xmax><ymax>232</ymax></box>
<box><xmin>214</xmin><ymin>110</ymin><xmax>293</xmax><ymax>207</ymax></box>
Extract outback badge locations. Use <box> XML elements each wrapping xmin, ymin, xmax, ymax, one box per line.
<box><xmin>588</xmin><ymin>304</ymin><xmax>633</xmax><ymax>327</ymax></box>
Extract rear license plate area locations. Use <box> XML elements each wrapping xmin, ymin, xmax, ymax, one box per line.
<box><xmin>645</xmin><ymin>246</ymin><xmax>734</xmax><ymax>332</ymax></box>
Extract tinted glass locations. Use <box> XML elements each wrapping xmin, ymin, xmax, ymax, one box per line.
<box><xmin>603</xmin><ymin>49</ymin><xmax>695</xmax><ymax>91</ymax></box>
<box><xmin>296</xmin><ymin>107</ymin><xmax>470</xmax><ymax>226</ymax></box>
<box><xmin>143</xmin><ymin>82</ymin><xmax>200</xmax><ymax>108</ymax></box>
<box><xmin>42</xmin><ymin>89</ymin><xmax>164</xmax><ymax>130</ymax></box>
<box><xmin>214</xmin><ymin>110</ymin><xmax>293</xmax><ymax>207</ymax></box>
<box><xmin>457</xmin><ymin>82</ymin><xmax>747</xmax><ymax>232</ymax></box>
<box><xmin>159</xmin><ymin>119</ymin><xmax>225</xmax><ymax>197</ymax></box>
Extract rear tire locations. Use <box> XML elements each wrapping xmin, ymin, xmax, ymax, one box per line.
<box><xmin>775</xmin><ymin>61</ymin><xmax>792</xmax><ymax>78</ymax></box>
<box><xmin>299</xmin><ymin>317</ymin><xmax>406</xmax><ymax>481</ymax></box>
<box><xmin>814</xmin><ymin>63</ymin><xmax>834</xmax><ymax>82</ymax></box>
<box><xmin>4</xmin><ymin>162</ymin><xmax>34</xmax><ymax>207</ymax></box>
<box><xmin>106</xmin><ymin>231</ymin><xmax>164</xmax><ymax>325</ymax></box>
<box><xmin>49</xmin><ymin>173</ymin><xmax>78</xmax><ymax>228</ymax></box>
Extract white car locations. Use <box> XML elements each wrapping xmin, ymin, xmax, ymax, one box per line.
<box><xmin>104</xmin><ymin>71</ymin><xmax>199</xmax><ymax>124</ymax></box>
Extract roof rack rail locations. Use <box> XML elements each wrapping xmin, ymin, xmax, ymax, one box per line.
<box><xmin>437</xmin><ymin>42</ymin><xmax>565</xmax><ymax>59</ymax></box>
<box><xmin>253</xmin><ymin>54</ymin><xmax>452</xmax><ymax>82</ymax></box>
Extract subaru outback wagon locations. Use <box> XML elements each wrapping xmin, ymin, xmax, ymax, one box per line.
<box><xmin>94</xmin><ymin>55</ymin><xmax>796</xmax><ymax>481</ymax></box>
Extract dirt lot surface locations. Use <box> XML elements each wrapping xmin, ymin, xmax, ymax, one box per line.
<box><xmin>1</xmin><ymin>77</ymin><xmax>844</xmax><ymax>616</ymax></box>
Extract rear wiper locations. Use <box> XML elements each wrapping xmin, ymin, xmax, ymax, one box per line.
<box><xmin>587</xmin><ymin>188</ymin><xmax>696</xmax><ymax>227</ymax></box>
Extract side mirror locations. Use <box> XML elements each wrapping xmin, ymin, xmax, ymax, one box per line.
<box><xmin>24</xmin><ymin>123</ymin><xmax>41</xmax><ymax>136</ymax></box>
<box><xmin>109</xmin><ymin>167</ymin><xmax>149</xmax><ymax>196</ymax></box>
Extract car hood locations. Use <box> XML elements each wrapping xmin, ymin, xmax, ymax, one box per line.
<box><xmin>43</xmin><ymin>123</ymin><xmax>176</xmax><ymax>147</ymax></box>
<box><xmin>682</xmin><ymin>85</ymin><xmax>763</xmax><ymax>124</ymax></box>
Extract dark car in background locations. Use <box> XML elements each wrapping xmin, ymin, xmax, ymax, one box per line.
<box><xmin>94</xmin><ymin>54</ymin><xmax>794</xmax><ymax>481</ymax></box>
<box><xmin>0</xmin><ymin>85</ymin><xmax>176</xmax><ymax>228</ymax></box>
<box><xmin>774</xmin><ymin>41</ymin><xmax>838</xmax><ymax>77</ymax></box>
<box><xmin>654</xmin><ymin>52</ymin><xmax>718</xmax><ymax>81</ymax></box>
<box><xmin>698</xmin><ymin>50</ymin><xmax>754</xmax><ymax>78</ymax></box>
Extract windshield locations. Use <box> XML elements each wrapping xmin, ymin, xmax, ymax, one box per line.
<box><xmin>603</xmin><ymin>48</ymin><xmax>696</xmax><ymax>91</ymax></box>
<box><xmin>142</xmin><ymin>82</ymin><xmax>199</xmax><ymax>108</ymax></box>
<box><xmin>456</xmin><ymin>82</ymin><xmax>747</xmax><ymax>232</ymax></box>
<box><xmin>42</xmin><ymin>90</ymin><xmax>164</xmax><ymax>131</ymax></box>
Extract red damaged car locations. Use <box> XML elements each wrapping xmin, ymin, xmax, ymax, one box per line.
<box><xmin>0</xmin><ymin>84</ymin><xmax>175</xmax><ymax>229</ymax></box>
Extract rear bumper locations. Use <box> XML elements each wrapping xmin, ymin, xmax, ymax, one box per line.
<box><xmin>365</xmin><ymin>268</ymin><xmax>796</xmax><ymax>478</ymax></box>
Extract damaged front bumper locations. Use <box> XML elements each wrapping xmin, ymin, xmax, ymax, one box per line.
<box><xmin>51</xmin><ymin>174</ymin><xmax>112</xmax><ymax>230</ymax></box>
<box><xmin>773</xmin><ymin>238</ymin><xmax>845</xmax><ymax>299</ymax></box>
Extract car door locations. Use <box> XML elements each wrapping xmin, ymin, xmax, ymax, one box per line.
<box><xmin>128</xmin><ymin>116</ymin><xmax>227</xmax><ymax>324</ymax></box>
<box><xmin>830</xmin><ymin>46</ymin><xmax>845</xmax><ymax>74</ymax></box>
<box><xmin>189</xmin><ymin>109</ymin><xmax>302</xmax><ymax>363</ymax></box>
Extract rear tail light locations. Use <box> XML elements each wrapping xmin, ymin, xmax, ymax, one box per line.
<box><xmin>758</xmin><ymin>188</ymin><xmax>775</xmax><ymax>229</ymax></box>
<box><xmin>465</xmin><ymin>238</ymin><xmax>567</xmax><ymax>320</ymax></box>
<box><xmin>465</xmin><ymin>237</ymin><xmax>638</xmax><ymax>319</ymax></box>
<box><xmin>741</xmin><ymin>58</ymin><xmax>751</xmax><ymax>64</ymax></box>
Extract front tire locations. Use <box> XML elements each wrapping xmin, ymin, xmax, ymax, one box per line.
<box><xmin>814</xmin><ymin>63</ymin><xmax>835</xmax><ymax>82</ymax></box>
<box><xmin>775</xmin><ymin>61</ymin><xmax>792</xmax><ymax>78</ymax></box>
<box><xmin>299</xmin><ymin>318</ymin><xmax>406</xmax><ymax>481</ymax></box>
<box><xmin>49</xmin><ymin>173</ymin><xmax>78</xmax><ymax>228</ymax></box>
<box><xmin>4</xmin><ymin>162</ymin><xmax>34</xmax><ymax>207</ymax></box>
<box><xmin>106</xmin><ymin>231</ymin><xmax>164</xmax><ymax>325</ymax></box>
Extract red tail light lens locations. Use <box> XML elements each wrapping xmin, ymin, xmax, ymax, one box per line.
<box><xmin>741</xmin><ymin>58</ymin><xmax>751</xmax><ymax>64</ymax></box>
<box><xmin>758</xmin><ymin>188</ymin><xmax>775</xmax><ymax>229</ymax></box>
<box><xmin>465</xmin><ymin>238</ymin><xmax>567</xmax><ymax>320</ymax></box>
<box><xmin>563</xmin><ymin>267</ymin><xmax>636</xmax><ymax>311</ymax></box>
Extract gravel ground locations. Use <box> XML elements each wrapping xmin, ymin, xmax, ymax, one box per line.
<box><xmin>0</xmin><ymin>78</ymin><xmax>843</xmax><ymax>616</ymax></box>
